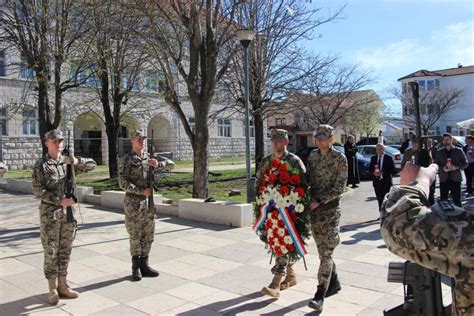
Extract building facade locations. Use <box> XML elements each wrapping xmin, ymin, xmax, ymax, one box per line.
<box><xmin>398</xmin><ymin>65</ymin><xmax>474</xmax><ymax>138</ymax></box>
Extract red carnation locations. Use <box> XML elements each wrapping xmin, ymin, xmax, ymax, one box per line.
<box><xmin>278</xmin><ymin>163</ymin><xmax>289</xmax><ymax>174</ymax></box>
<box><xmin>261</xmin><ymin>177</ymin><xmax>267</xmax><ymax>187</ymax></box>
<box><xmin>277</xmin><ymin>220</ymin><xmax>285</xmax><ymax>228</ymax></box>
<box><xmin>274</xmin><ymin>247</ymin><xmax>283</xmax><ymax>256</ymax></box>
<box><xmin>295</xmin><ymin>187</ymin><xmax>305</xmax><ymax>198</ymax></box>
<box><xmin>268</xmin><ymin>238</ymin><xmax>274</xmax><ymax>245</ymax></box>
<box><xmin>271</xmin><ymin>159</ymin><xmax>281</xmax><ymax>169</ymax></box>
<box><xmin>280</xmin><ymin>172</ymin><xmax>291</xmax><ymax>184</ymax></box>
<box><xmin>271</xmin><ymin>211</ymin><xmax>279</xmax><ymax>219</ymax></box>
<box><xmin>290</xmin><ymin>174</ymin><xmax>300</xmax><ymax>185</ymax></box>
<box><xmin>264</xmin><ymin>166</ymin><xmax>271</xmax><ymax>175</ymax></box>
<box><xmin>287</xmin><ymin>244</ymin><xmax>295</xmax><ymax>252</ymax></box>
<box><xmin>273</xmin><ymin>228</ymin><xmax>279</xmax><ymax>237</ymax></box>
<box><xmin>258</xmin><ymin>186</ymin><xmax>265</xmax><ymax>194</ymax></box>
<box><xmin>277</xmin><ymin>235</ymin><xmax>284</xmax><ymax>244</ymax></box>
<box><xmin>265</xmin><ymin>219</ymin><xmax>273</xmax><ymax>230</ymax></box>
<box><xmin>279</xmin><ymin>185</ymin><xmax>290</xmax><ymax>196</ymax></box>
<box><xmin>268</xmin><ymin>174</ymin><xmax>277</xmax><ymax>185</ymax></box>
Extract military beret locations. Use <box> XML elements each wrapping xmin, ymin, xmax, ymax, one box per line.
<box><xmin>313</xmin><ymin>125</ymin><xmax>334</xmax><ymax>139</ymax></box>
<box><xmin>130</xmin><ymin>129</ymin><xmax>147</xmax><ymax>139</ymax></box>
<box><xmin>270</xmin><ymin>129</ymin><xmax>288</xmax><ymax>141</ymax></box>
<box><xmin>44</xmin><ymin>129</ymin><xmax>65</xmax><ymax>141</ymax></box>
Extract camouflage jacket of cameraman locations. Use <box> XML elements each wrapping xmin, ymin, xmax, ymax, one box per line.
<box><xmin>32</xmin><ymin>155</ymin><xmax>90</xmax><ymax>211</ymax></box>
<box><xmin>381</xmin><ymin>184</ymin><xmax>474</xmax><ymax>315</ymax></box>
<box><xmin>307</xmin><ymin>147</ymin><xmax>348</xmax><ymax>209</ymax></box>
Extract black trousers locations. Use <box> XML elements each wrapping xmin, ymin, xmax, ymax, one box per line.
<box><xmin>374</xmin><ymin>181</ymin><xmax>391</xmax><ymax>211</ymax></box>
<box><xmin>439</xmin><ymin>179</ymin><xmax>462</xmax><ymax>207</ymax></box>
<box><xmin>465</xmin><ymin>163</ymin><xmax>474</xmax><ymax>194</ymax></box>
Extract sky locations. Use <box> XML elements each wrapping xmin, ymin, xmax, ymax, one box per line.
<box><xmin>301</xmin><ymin>0</ymin><xmax>474</xmax><ymax>117</ymax></box>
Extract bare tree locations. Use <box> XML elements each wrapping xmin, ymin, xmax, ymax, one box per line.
<box><xmin>79</xmin><ymin>1</ymin><xmax>150</xmax><ymax>178</ymax></box>
<box><xmin>137</xmin><ymin>0</ymin><xmax>240</xmax><ymax>198</ymax></box>
<box><xmin>220</xmin><ymin>0</ymin><xmax>343</xmax><ymax>169</ymax></box>
<box><xmin>290</xmin><ymin>63</ymin><xmax>374</xmax><ymax>128</ymax></box>
<box><xmin>0</xmin><ymin>0</ymin><xmax>92</xmax><ymax>153</ymax></box>
<box><xmin>392</xmin><ymin>86</ymin><xmax>464</xmax><ymax>135</ymax></box>
<box><xmin>348</xmin><ymin>92</ymin><xmax>384</xmax><ymax>139</ymax></box>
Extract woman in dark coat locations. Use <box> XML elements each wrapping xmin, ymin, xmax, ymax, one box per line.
<box><xmin>344</xmin><ymin>135</ymin><xmax>360</xmax><ymax>188</ymax></box>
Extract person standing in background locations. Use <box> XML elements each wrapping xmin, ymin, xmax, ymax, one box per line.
<box><xmin>344</xmin><ymin>135</ymin><xmax>359</xmax><ymax>188</ymax></box>
<box><xmin>463</xmin><ymin>135</ymin><xmax>474</xmax><ymax>196</ymax></box>
<box><xmin>370</xmin><ymin>143</ymin><xmax>397</xmax><ymax>212</ymax></box>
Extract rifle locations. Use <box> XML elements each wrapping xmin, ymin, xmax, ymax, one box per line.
<box><xmin>148</xmin><ymin>130</ymin><xmax>155</xmax><ymax>212</ymax></box>
<box><xmin>62</xmin><ymin>130</ymin><xmax>77</xmax><ymax>223</ymax></box>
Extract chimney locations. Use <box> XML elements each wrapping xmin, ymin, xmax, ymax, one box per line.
<box><xmin>458</xmin><ymin>63</ymin><xmax>463</xmax><ymax>68</ymax></box>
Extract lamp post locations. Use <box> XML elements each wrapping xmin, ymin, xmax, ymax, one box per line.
<box><xmin>408</xmin><ymin>81</ymin><xmax>422</xmax><ymax>142</ymax></box>
<box><xmin>236</xmin><ymin>28</ymin><xmax>256</xmax><ymax>203</ymax></box>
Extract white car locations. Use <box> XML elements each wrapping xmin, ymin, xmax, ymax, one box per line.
<box><xmin>357</xmin><ymin>145</ymin><xmax>403</xmax><ymax>171</ymax></box>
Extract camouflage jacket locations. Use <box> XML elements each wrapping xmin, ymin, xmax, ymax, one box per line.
<box><xmin>307</xmin><ymin>146</ymin><xmax>348</xmax><ymax>205</ymax></box>
<box><xmin>255</xmin><ymin>150</ymin><xmax>307</xmax><ymax>192</ymax></box>
<box><xmin>32</xmin><ymin>155</ymin><xmax>87</xmax><ymax>208</ymax></box>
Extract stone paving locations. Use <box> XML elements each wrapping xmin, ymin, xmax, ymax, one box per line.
<box><xmin>0</xmin><ymin>179</ymin><xmax>457</xmax><ymax>315</ymax></box>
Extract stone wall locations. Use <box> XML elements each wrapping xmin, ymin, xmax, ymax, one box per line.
<box><xmin>0</xmin><ymin>136</ymin><xmax>42</xmax><ymax>169</ymax></box>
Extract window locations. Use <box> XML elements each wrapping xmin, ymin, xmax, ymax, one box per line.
<box><xmin>275</xmin><ymin>118</ymin><xmax>286</xmax><ymax>126</ymax></box>
<box><xmin>0</xmin><ymin>107</ymin><xmax>7</xmax><ymax>135</ymax></box>
<box><xmin>218</xmin><ymin>118</ymin><xmax>231</xmax><ymax>137</ymax></box>
<box><xmin>22</xmin><ymin>109</ymin><xmax>36</xmax><ymax>135</ymax></box>
<box><xmin>435</xmin><ymin>79</ymin><xmax>440</xmax><ymax>89</ymax></box>
<box><xmin>20</xmin><ymin>55</ymin><xmax>34</xmax><ymax>79</ymax></box>
<box><xmin>0</xmin><ymin>50</ymin><xmax>5</xmax><ymax>77</ymax></box>
<box><xmin>123</xmin><ymin>72</ymin><xmax>140</xmax><ymax>91</ymax></box>
<box><xmin>402</xmin><ymin>83</ymin><xmax>408</xmax><ymax>94</ymax></box>
<box><xmin>188</xmin><ymin>117</ymin><xmax>195</xmax><ymax>133</ymax></box>
<box><xmin>243</xmin><ymin>119</ymin><xmax>255</xmax><ymax>138</ymax></box>
<box><xmin>418</xmin><ymin>80</ymin><xmax>425</xmax><ymax>91</ymax></box>
<box><xmin>446</xmin><ymin>126</ymin><xmax>452</xmax><ymax>133</ymax></box>
<box><xmin>427</xmin><ymin>80</ymin><xmax>435</xmax><ymax>91</ymax></box>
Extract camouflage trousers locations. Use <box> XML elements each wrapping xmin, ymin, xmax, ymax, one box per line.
<box><xmin>271</xmin><ymin>255</ymin><xmax>290</xmax><ymax>275</ymax></box>
<box><xmin>381</xmin><ymin>184</ymin><xmax>474</xmax><ymax>316</ymax></box>
<box><xmin>124</xmin><ymin>196</ymin><xmax>155</xmax><ymax>257</ymax></box>
<box><xmin>40</xmin><ymin>205</ymin><xmax>76</xmax><ymax>279</ymax></box>
<box><xmin>310</xmin><ymin>207</ymin><xmax>341</xmax><ymax>289</ymax></box>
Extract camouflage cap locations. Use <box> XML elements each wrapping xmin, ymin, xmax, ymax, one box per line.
<box><xmin>44</xmin><ymin>129</ymin><xmax>65</xmax><ymax>141</ymax></box>
<box><xmin>270</xmin><ymin>129</ymin><xmax>288</xmax><ymax>142</ymax></box>
<box><xmin>130</xmin><ymin>129</ymin><xmax>147</xmax><ymax>139</ymax></box>
<box><xmin>313</xmin><ymin>124</ymin><xmax>334</xmax><ymax>139</ymax></box>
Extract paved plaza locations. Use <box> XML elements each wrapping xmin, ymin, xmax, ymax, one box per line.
<box><xmin>0</xmin><ymin>179</ymin><xmax>457</xmax><ymax>315</ymax></box>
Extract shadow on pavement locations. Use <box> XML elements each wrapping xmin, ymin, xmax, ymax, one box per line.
<box><xmin>341</xmin><ymin>228</ymin><xmax>382</xmax><ymax>245</ymax></box>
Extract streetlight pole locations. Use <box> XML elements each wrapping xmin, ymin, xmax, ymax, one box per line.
<box><xmin>409</xmin><ymin>81</ymin><xmax>422</xmax><ymax>142</ymax></box>
<box><xmin>236</xmin><ymin>29</ymin><xmax>256</xmax><ymax>203</ymax></box>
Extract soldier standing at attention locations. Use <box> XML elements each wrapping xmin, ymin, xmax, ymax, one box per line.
<box><xmin>32</xmin><ymin>129</ymin><xmax>89</xmax><ymax>305</ymax></box>
<box><xmin>118</xmin><ymin>129</ymin><xmax>162</xmax><ymax>281</ymax></box>
<box><xmin>381</xmin><ymin>163</ymin><xmax>473</xmax><ymax>315</ymax></box>
<box><xmin>307</xmin><ymin>125</ymin><xmax>348</xmax><ymax>312</ymax></box>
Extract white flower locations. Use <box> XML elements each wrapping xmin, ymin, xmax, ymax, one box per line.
<box><xmin>267</xmin><ymin>187</ymin><xmax>278</xmax><ymax>197</ymax></box>
<box><xmin>280</xmin><ymin>245</ymin><xmax>288</xmax><ymax>254</ymax></box>
<box><xmin>266</xmin><ymin>212</ymin><xmax>273</xmax><ymax>220</ymax></box>
<box><xmin>273</xmin><ymin>238</ymin><xmax>280</xmax><ymax>247</ymax></box>
<box><xmin>278</xmin><ymin>228</ymin><xmax>285</xmax><ymax>237</ymax></box>
<box><xmin>288</xmin><ymin>191</ymin><xmax>299</xmax><ymax>205</ymax></box>
<box><xmin>295</xmin><ymin>203</ymin><xmax>305</xmax><ymax>213</ymax></box>
<box><xmin>272</xmin><ymin>219</ymin><xmax>278</xmax><ymax>226</ymax></box>
<box><xmin>267</xmin><ymin>229</ymin><xmax>273</xmax><ymax>238</ymax></box>
<box><xmin>283</xmin><ymin>236</ymin><xmax>293</xmax><ymax>245</ymax></box>
<box><xmin>276</xmin><ymin>195</ymin><xmax>287</xmax><ymax>209</ymax></box>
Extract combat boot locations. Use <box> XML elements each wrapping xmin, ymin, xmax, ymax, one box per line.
<box><xmin>140</xmin><ymin>256</ymin><xmax>159</xmax><ymax>277</ymax></box>
<box><xmin>325</xmin><ymin>273</ymin><xmax>341</xmax><ymax>297</ymax></box>
<box><xmin>132</xmin><ymin>256</ymin><xmax>142</xmax><ymax>281</ymax></box>
<box><xmin>280</xmin><ymin>265</ymin><xmax>297</xmax><ymax>290</ymax></box>
<box><xmin>47</xmin><ymin>278</ymin><xmax>59</xmax><ymax>305</ymax></box>
<box><xmin>308</xmin><ymin>285</ymin><xmax>326</xmax><ymax>312</ymax></box>
<box><xmin>261</xmin><ymin>273</ymin><xmax>284</xmax><ymax>298</ymax></box>
<box><xmin>57</xmin><ymin>276</ymin><xmax>79</xmax><ymax>298</ymax></box>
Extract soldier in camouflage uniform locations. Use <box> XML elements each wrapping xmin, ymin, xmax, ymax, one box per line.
<box><xmin>381</xmin><ymin>163</ymin><xmax>473</xmax><ymax>315</ymax></box>
<box><xmin>306</xmin><ymin>125</ymin><xmax>348</xmax><ymax>312</ymax></box>
<box><xmin>256</xmin><ymin>129</ymin><xmax>307</xmax><ymax>298</ymax></box>
<box><xmin>32</xmin><ymin>129</ymin><xmax>89</xmax><ymax>305</ymax></box>
<box><xmin>118</xmin><ymin>129</ymin><xmax>169</xmax><ymax>281</ymax></box>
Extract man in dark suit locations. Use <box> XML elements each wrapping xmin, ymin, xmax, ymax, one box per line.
<box><xmin>463</xmin><ymin>135</ymin><xmax>474</xmax><ymax>196</ymax></box>
<box><xmin>370</xmin><ymin>143</ymin><xmax>397</xmax><ymax>212</ymax></box>
<box><xmin>400</xmin><ymin>138</ymin><xmax>431</xmax><ymax>169</ymax></box>
<box><xmin>434</xmin><ymin>133</ymin><xmax>468</xmax><ymax>207</ymax></box>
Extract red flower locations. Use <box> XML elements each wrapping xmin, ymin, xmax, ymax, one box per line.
<box><xmin>271</xmin><ymin>159</ymin><xmax>281</xmax><ymax>169</ymax></box>
<box><xmin>265</xmin><ymin>219</ymin><xmax>273</xmax><ymax>230</ymax></box>
<box><xmin>264</xmin><ymin>166</ymin><xmax>271</xmax><ymax>175</ymax></box>
<box><xmin>268</xmin><ymin>238</ymin><xmax>274</xmax><ymax>245</ymax></box>
<box><xmin>280</xmin><ymin>172</ymin><xmax>291</xmax><ymax>184</ymax></box>
<box><xmin>277</xmin><ymin>220</ymin><xmax>285</xmax><ymax>228</ymax></box>
<box><xmin>274</xmin><ymin>247</ymin><xmax>283</xmax><ymax>256</ymax></box>
<box><xmin>295</xmin><ymin>187</ymin><xmax>305</xmax><ymax>198</ymax></box>
<box><xmin>273</xmin><ymin>228</ymin><xmax>279</xmax><ymax>237</ymax></box>
<box><xmin>278</xmin><ymin>163</ymin><xmax>289</xmax><ymax>174</ymax></box>
<box><xmin>290</xmin><ymin>174</ymin><xmax>300</xmax><ymax>185</ymax></box>
<box><xmin>268</xmin><ymin>174</ymin><xmax>277</xmax><ymax>185</ymax></box>
<box><xmin>271</xmin><ymin>211</ymin><xmax>279</xmax><ymax>219</ymax></box>
<box><xmin>287</xmin><ymin>244</ymin><xmax>295</xmax><ymax>252</ymax></box>
<box><xmin>261</xmin><ymin>177</ymin><xmax>267</xmax><ymax>187</ymax></box>
<box><xmin>277</xmin><ymin>235</ymin><xmax>284</xmax><ymax>244</ymax></box>
<box><xmin>258</xmin><ymin>186</ymin><xmax>265</xmax><ymax>194</ymax></box>
<box><xmin>279</xmin><ymin>185</ymin><xmax>290</xmax><ymax>196</ymax></box>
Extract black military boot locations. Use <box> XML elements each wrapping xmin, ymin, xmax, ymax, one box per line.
<box><xmin>308</xmin><ymin>285</ymin><xmax>326</xmax><ymax>312</ymax></box>
<box><xmin>325</xmin><ymin>273</ymin><xmax>342</xmax><ymax>297</ymax></box>
<box><xmin>131</xmin><ymin>256</ymin><xmax>142</xmax><ymax>281</ymax></box>
<box><xmin>140</xmin><ymin>256</ymin><xmax>159</xmax><ymax>277</ymax></box>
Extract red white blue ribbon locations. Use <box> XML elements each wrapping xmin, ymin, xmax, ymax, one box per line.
<box><xmin>253</xmin><ymin>203</ymin><xmax>267</xmax><ymax>233</ymax></box>
<box><xmin>277</xmin><ymin>206</ymin><xmax>308</xmax><ymax>257</ymax></box>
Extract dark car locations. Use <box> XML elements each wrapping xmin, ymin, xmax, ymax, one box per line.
<box><xmin>294</xmin><ymin>146</ymin><xmax>371</xmax><ymax>180</ymax></box>
<box><xmin>356</xmin><ymin>137</ymin><xmax>386</xmax><ymax>146</ymax></box>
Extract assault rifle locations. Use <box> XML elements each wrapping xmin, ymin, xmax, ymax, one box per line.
<box><xmin>62</xmin><ymin>130</ymin><xmax>77</xmax><ymax>223</ymax></box>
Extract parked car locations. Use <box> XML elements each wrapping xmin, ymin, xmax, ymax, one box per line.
<box><xmin>388</xmin><ymin>144</ymin><xmax>404</xmax><ymax>161</ymax></box>
<box><xmin>357</xmin><ymin>145</ymin><xmax>403</xmax><ymax>171</ymax></box>
<box><xmin>356</xmin><ymin>137</ymin><xmax>386</xmax><ymax>146</ymax></box>
<box><xmin>294</xmin><ymin>146</ymin><xmax>372</xmax><ymax>180</ymax></box>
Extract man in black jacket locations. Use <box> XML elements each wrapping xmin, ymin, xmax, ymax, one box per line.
<box><xmin>370</xmin><ymin>143</ymin><xmax>397</xmax><ymax>212</ymax></box>
<box><xmin>464</xmin><ymin>135</ymin><xmax>474</xmax><ymax>196</ymax></box>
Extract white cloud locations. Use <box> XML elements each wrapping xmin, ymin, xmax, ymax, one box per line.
<box><xmin>354</xmin><ymin>20</ymin><xmax>474</xmax><ymax>74</ymax></box>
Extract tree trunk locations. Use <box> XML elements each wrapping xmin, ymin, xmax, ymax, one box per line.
<box><xmin>37</xmin><ymin>79</ymin><xmax>50</xmax><ymax>155</ymax></box>
<box><xmin>253</xmin><ymin>111</ymin><xmax>265</xmax><ymax>173</ymax></box>
<box><xmin>191</xmin><ymin>112</ymin><xmax>209</xmax><ymax>198</ymax></box>
<box><xmin>105</xmin><ymin>124</ymin><xmax>119</xmax><ymax>179</ymax></box>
